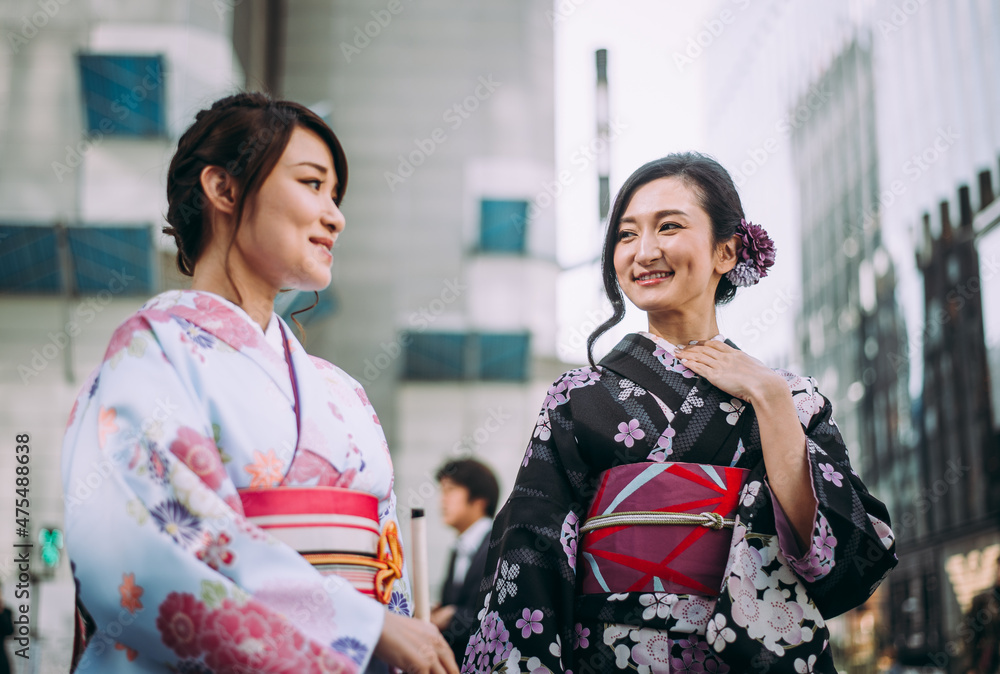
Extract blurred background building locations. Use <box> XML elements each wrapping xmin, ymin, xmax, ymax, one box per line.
<box><xmin>0</xmin><ymin>1</ymin><xmax>998</xmax><ymax>672</ymax></box>
<box><xmin>703</xmin><ymin>0</ymin><xmax>1000</xmax><ymax>670</ymax></box>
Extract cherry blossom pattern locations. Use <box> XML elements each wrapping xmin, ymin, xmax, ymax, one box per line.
<box><xmin>726</xmin><ymin>525</ymin><xmax>823</xmax><ymax>658</ymax></box>
<box><xmin>792</xmin><ymin>387</ymin><xmax>824</xmax><ymax>426</ymax></box>
<box><xmin>647</xmin><ymin>426</ymin><xmax>675</xmax><ymax>462</ymax></box>
<box><xmin>868</xmin><ymin>514</ymin><xmax>895</xmax><ymax>550</ymax></box>
<box><xmin>614</xmin><ymin>419</ymin><xmax>645</xmax><ymax>448</ymax></box>
<box><xmin>572</xmin><ymin>623</ymin><xmax>590</xmax><ymax>650</ymax></box>
<box><xmin>720</xmin><ymin>398</ymin><xmax>744</xmax><ymax>425</ymax></box>
<box><xmin>465</xmin><ymin>611</ymin><xmax>514</xmax><ymax>673</ymax></box>
<box><xmin>706</xmin><ymin>614</ymin><xmax>736</xmax><ymax>652</ymax></box>
<box><xmin>630</xmin><ymin>629</ymin><xmax>672</xmax><ymax>674</ymax></box>
<box><xmin>639</xmin><ymin>592</ymin><xmax>677</xmax><ymax>620</ymax></box>
<box><xmin>533</xmin><ymin>409</ymin><xmax>552</xmax><ymax>442</ymax></box>
<box><xmin>651</xmin><ymin>343</ymin><xmax>695</xmax><ymax>379</ymax></box>
<box><xmin>787</xmin><ymin>513</ymin><xmax>837</xmax><ymax>583</ymax></box>
<box><xmin>560</xmin><ymin>511</ymin><xmax>579</xmax><ymax>571</ymax></box>
<box><xmin>741</xmin><ymin>480</ymin><xmax>763</xmax><ymax>508</ymax></box>
<box><xmin>818</xmin><ymin>462</ymin><xmax>843</xmax><ymax>487</ymax></box>
<box><xmin>542</xmin><ymin>368</ymin><xmax>601</xmax><ymax>410</ymax></box>
<box><xmin>670</xmin><ymin>595</ymin><xmax>713</xmax><ymax>630</ymax></box>
<box><xmin>196</xmin><ymin>531</ymin><xmax>236</xmax><ymax>570</ymax></box>
<box><xmin>548</xmin><ymin>635</ymin><xmax>564</xmax><ymax>670</ymax></box>
<box><xmin>794</xmin><ymin>654</ymin><xmax>818</xmax><ymax>673</ymax></box>
<box><xmin>515</xmin><ymin>609</ymin><xmax>544</xmax><ymax>639</ymax></box>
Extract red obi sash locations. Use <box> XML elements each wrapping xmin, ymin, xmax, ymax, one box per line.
<box><xmin>239</xmin><ymin>486</ymin><xmax>402</xmax><ymax>604</ymax></box>
<box><xmin>580</xmin><ymin>462</ymin><xmax>749</xmax><ymax>597</ymax></box>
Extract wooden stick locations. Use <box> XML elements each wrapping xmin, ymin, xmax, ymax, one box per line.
<box><xmin>410</xmin><ymin>508</ymin><xmax>430</xmax><ymax>621</ymax></box>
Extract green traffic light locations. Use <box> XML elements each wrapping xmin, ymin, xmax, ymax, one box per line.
<box><xmin>39</xmin><ymin>527</ymin><xmax>64</xmax><ymax>568</ymax></box>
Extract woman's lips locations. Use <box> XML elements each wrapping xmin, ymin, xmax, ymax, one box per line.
<box><xmin>635</xmin><ymin>271</ymin><xmax>674</xmax><ymax>286</ymax></box>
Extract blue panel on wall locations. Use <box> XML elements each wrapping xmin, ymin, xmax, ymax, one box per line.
<box><xmin>403</xmin><ymin>332</ymin><xmax>467</xmax><ymax>380</ymax></box>
<box><xmin>477</xmin><ymin>332</ymin><xmax>530</xmax><ymax>381</ymax></box>
<box><xmin>78</xmin><ymin>54</ymin><xmax>166</xmax><ymax>137</ymax></box>
<box><xmin>66</xmin><ymin>227</ymin><xmax>153</xmax><ymax>294</ymax></box>
<box><xmin>480</xmin><ymin>199</ymin><xmax>528</xmax><ymax>253</ymax></box>
<box><xmin>0</xmin><ymin>225</ymin><xmax>61</xmax><ymax>293</ymax></box>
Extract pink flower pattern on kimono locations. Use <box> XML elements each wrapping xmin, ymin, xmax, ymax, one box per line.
<box><xmin>647</xmin><ymin>426</ymin><xmax>675</xmax><ymax>462</ymax></box>
<box><xmin>726</xmin><ymin>527</ymin><xmax>821</xmax><ymax>656</ymax></box>
<box><xmin>516</xmin><ymin>609</ymin><xmax>544</xmax><ymax>638</ymax></box>
<box><xmin>156</xmin><ymin>592</ymin><xmax>207</xmax><ymax>658</ymax></box>
<box><xmin>670</xmin><ymin>595</ymin><xmax>714</xmax><ymax>630</ymax></box>
<box><xmin>614</xmin><ymin>419</ymin><xmax>645</xmax><ymax>448</ymax></box>
<box><xmin>65</xmin><ymin>289</ymin><xmax>402</xmax><ymax>670</ymax></box>
<box><xmin>283</xmin><ymin>448</ymin><xmax>353</xmax><ymax>487</ymax></box>
<box><xmin>818</xmin><ymin>463</ymin><xmax>843</xmax><ymax>487</ymax></box>
<box><xmin>787</xmin><ymin>513</ymin><xmax>837</xmax><ymax>583</ymax></box>
<box><xmin>465</xmin><ymin>611</ymin><xmax>514</xmax><ymax>673</ymax></box>
<box><xmin>105</xmin><ymin>315</ymin><xmax>155</xmax><ymax>362</ymax></box>
<box><xmin>172</xmin><ymin>294</ymin><xmax>264</xmax><ymax>353</ymax></box>
<box><xmin>196</xmin><ymin>531</ymin><xmax>236</xmax><ymax>570</ymax></box>
<box><xmin>630</xmin><ymin>629</ymin><xmax>673</xmax><ymax>674</ymax></box>
<box><xmin>543</xmin><ymin>368</ymin><xmax>600</xmax><ymax>409</ymax></box>
<box><xmin>170</xmin><ymin>426</ymin><xmax>228</xmax><ymax>491</ymax></box>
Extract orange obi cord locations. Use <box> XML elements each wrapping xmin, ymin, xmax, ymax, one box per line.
<box><xmin>303</xmin><ymin>520</ymin><xmax>403</xmax><ymax>604</ymax></box>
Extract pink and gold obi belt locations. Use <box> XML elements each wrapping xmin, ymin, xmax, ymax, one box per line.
<box><xmin>580</xmin><ymin>462</ymin><xmax>749</xmax><ymax>597</ymax></box>
<box><xmin>239</xmin><ymin>486</ymin><xmax>402</xmax><ymax>604</ymax></box>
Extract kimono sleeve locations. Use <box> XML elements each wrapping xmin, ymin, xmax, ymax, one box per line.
<box><xmin>61</xmin><ymin>315</ymin><xmax>382</xmax><ymax>672</ymax></box>
<box><xmin>461</xmin><ymin>374</ymin><xmax>593</xmax><ymax>674</ymax></box>
<box><xmin>767</xmin><ymin>372</ymin><xmax>898</xmax><ymax>618</ymax></box>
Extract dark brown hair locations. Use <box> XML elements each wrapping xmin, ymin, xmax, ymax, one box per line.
<box><xmin>587</xmin><ymin>152</ymin><xmax>745</xmax><ymax>366</ymax></box>
<box><xmin>163</xmin><ymin>92</ymin><xmax>348</xmax><ymax>316</ymax></box>
<box><xmin>436</xmin><ymin>459</ymin><xmax>500</xmax><ymax>518</ymax></box>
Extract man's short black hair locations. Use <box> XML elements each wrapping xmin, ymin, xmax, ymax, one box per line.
<box><xmin>435</xmin><ymin>458</ymin><xmax>500</xmax><ymax>517</ymax></box>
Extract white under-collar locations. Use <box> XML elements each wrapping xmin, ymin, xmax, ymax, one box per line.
<box><xmin>263</xmin><ymin>315</ymin><xmax>285</xmax><ymax>359</ymax></box>
<box><xmin>639</xmin><ymin>330</ymin><xmax>726</xmax><ymax>357</ymax></box>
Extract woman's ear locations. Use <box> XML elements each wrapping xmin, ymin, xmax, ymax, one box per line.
<box><xmin>199</xmin><ymin>165</ymin><xmax>237</xmax><ymax>217</ymax></box>
<box><xmin>716</xmin><ymin>233</ymin><xmax>740</xmax><ymax>275</ymax></box>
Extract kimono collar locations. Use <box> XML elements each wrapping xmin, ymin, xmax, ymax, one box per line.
<box><xmin>598</xmin><ymin>332</ymin><xmax>742</xmax><ymax>403</ymax></box>
<box><xmin>142</xmin><ymin>289</ymin><xmax>293</xmax><ymax>399</ymax></box>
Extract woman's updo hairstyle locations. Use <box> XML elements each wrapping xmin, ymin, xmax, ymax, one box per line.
<box><xmin>586</xmin><ymin>152</ymin><xmax>745</xmax><ymax>366</ymax></box>
<box><xmin>163</xmin><ymin>92</ymin><xmax>348</xmax><ymax>276</ymax></box>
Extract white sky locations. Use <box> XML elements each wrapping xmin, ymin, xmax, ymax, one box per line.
<box><xmin>552</xmin><ymin>1</ymin><xmax>740</xmax><ymax>363</ymax></box>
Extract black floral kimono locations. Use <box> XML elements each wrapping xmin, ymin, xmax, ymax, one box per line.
<box><xmin>461</xmin><ymin>332</ymin><xmax>897</xmax><ymax>674</ymax></box>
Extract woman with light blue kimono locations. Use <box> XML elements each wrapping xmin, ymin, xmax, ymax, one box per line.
<box><xmin>462</xmin><ymin>154</ymin><xmax>897</xmax><ymax>673</ymax></box>
<box><xmin>62</xmin><ymin>93</ymin><xmax>459</xmax><ymax>674</ymax></box>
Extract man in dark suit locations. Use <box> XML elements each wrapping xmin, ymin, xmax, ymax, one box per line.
<box><xmin>430</xmin><ymin>459</ymin><xmax>499</xmax><ymax>664</ymax></box>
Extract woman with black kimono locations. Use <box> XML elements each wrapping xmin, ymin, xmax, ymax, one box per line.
<box><xmin>461</xmin><ymin>154</ymin><xmax>897</xmax><ymax>673</ymax></box>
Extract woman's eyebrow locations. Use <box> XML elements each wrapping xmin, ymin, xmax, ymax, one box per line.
<box><xmin>619</xmin><ymin>209</ymin><xmax>688</xmax><ymax>224</ymax></box>
<box><xmin>292</xmin><ymin>161</ymin><xmax>330</xmax><ymax>174</ymax></box>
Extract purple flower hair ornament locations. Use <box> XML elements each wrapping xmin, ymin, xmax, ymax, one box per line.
<box><xmin>725</xmin><ymin>218</ymin><xmax>776</xmax><ymax>287</ymax></box>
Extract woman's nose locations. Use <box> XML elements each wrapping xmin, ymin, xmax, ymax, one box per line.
<box><xmin>635</xmin><ymin>231</ymin><xmax>661</xmax><ymax>264</ymax></box>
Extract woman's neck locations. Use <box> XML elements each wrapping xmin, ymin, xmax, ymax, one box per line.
<box><xmin>646</xmin><ymin>310</ymin><xmax>720</xmax><ymax>347</ymax></box>
<box><xmin>190</xmin><ymin>248</ymin><xmax>275</xmax><ymax>331</ymax></box>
